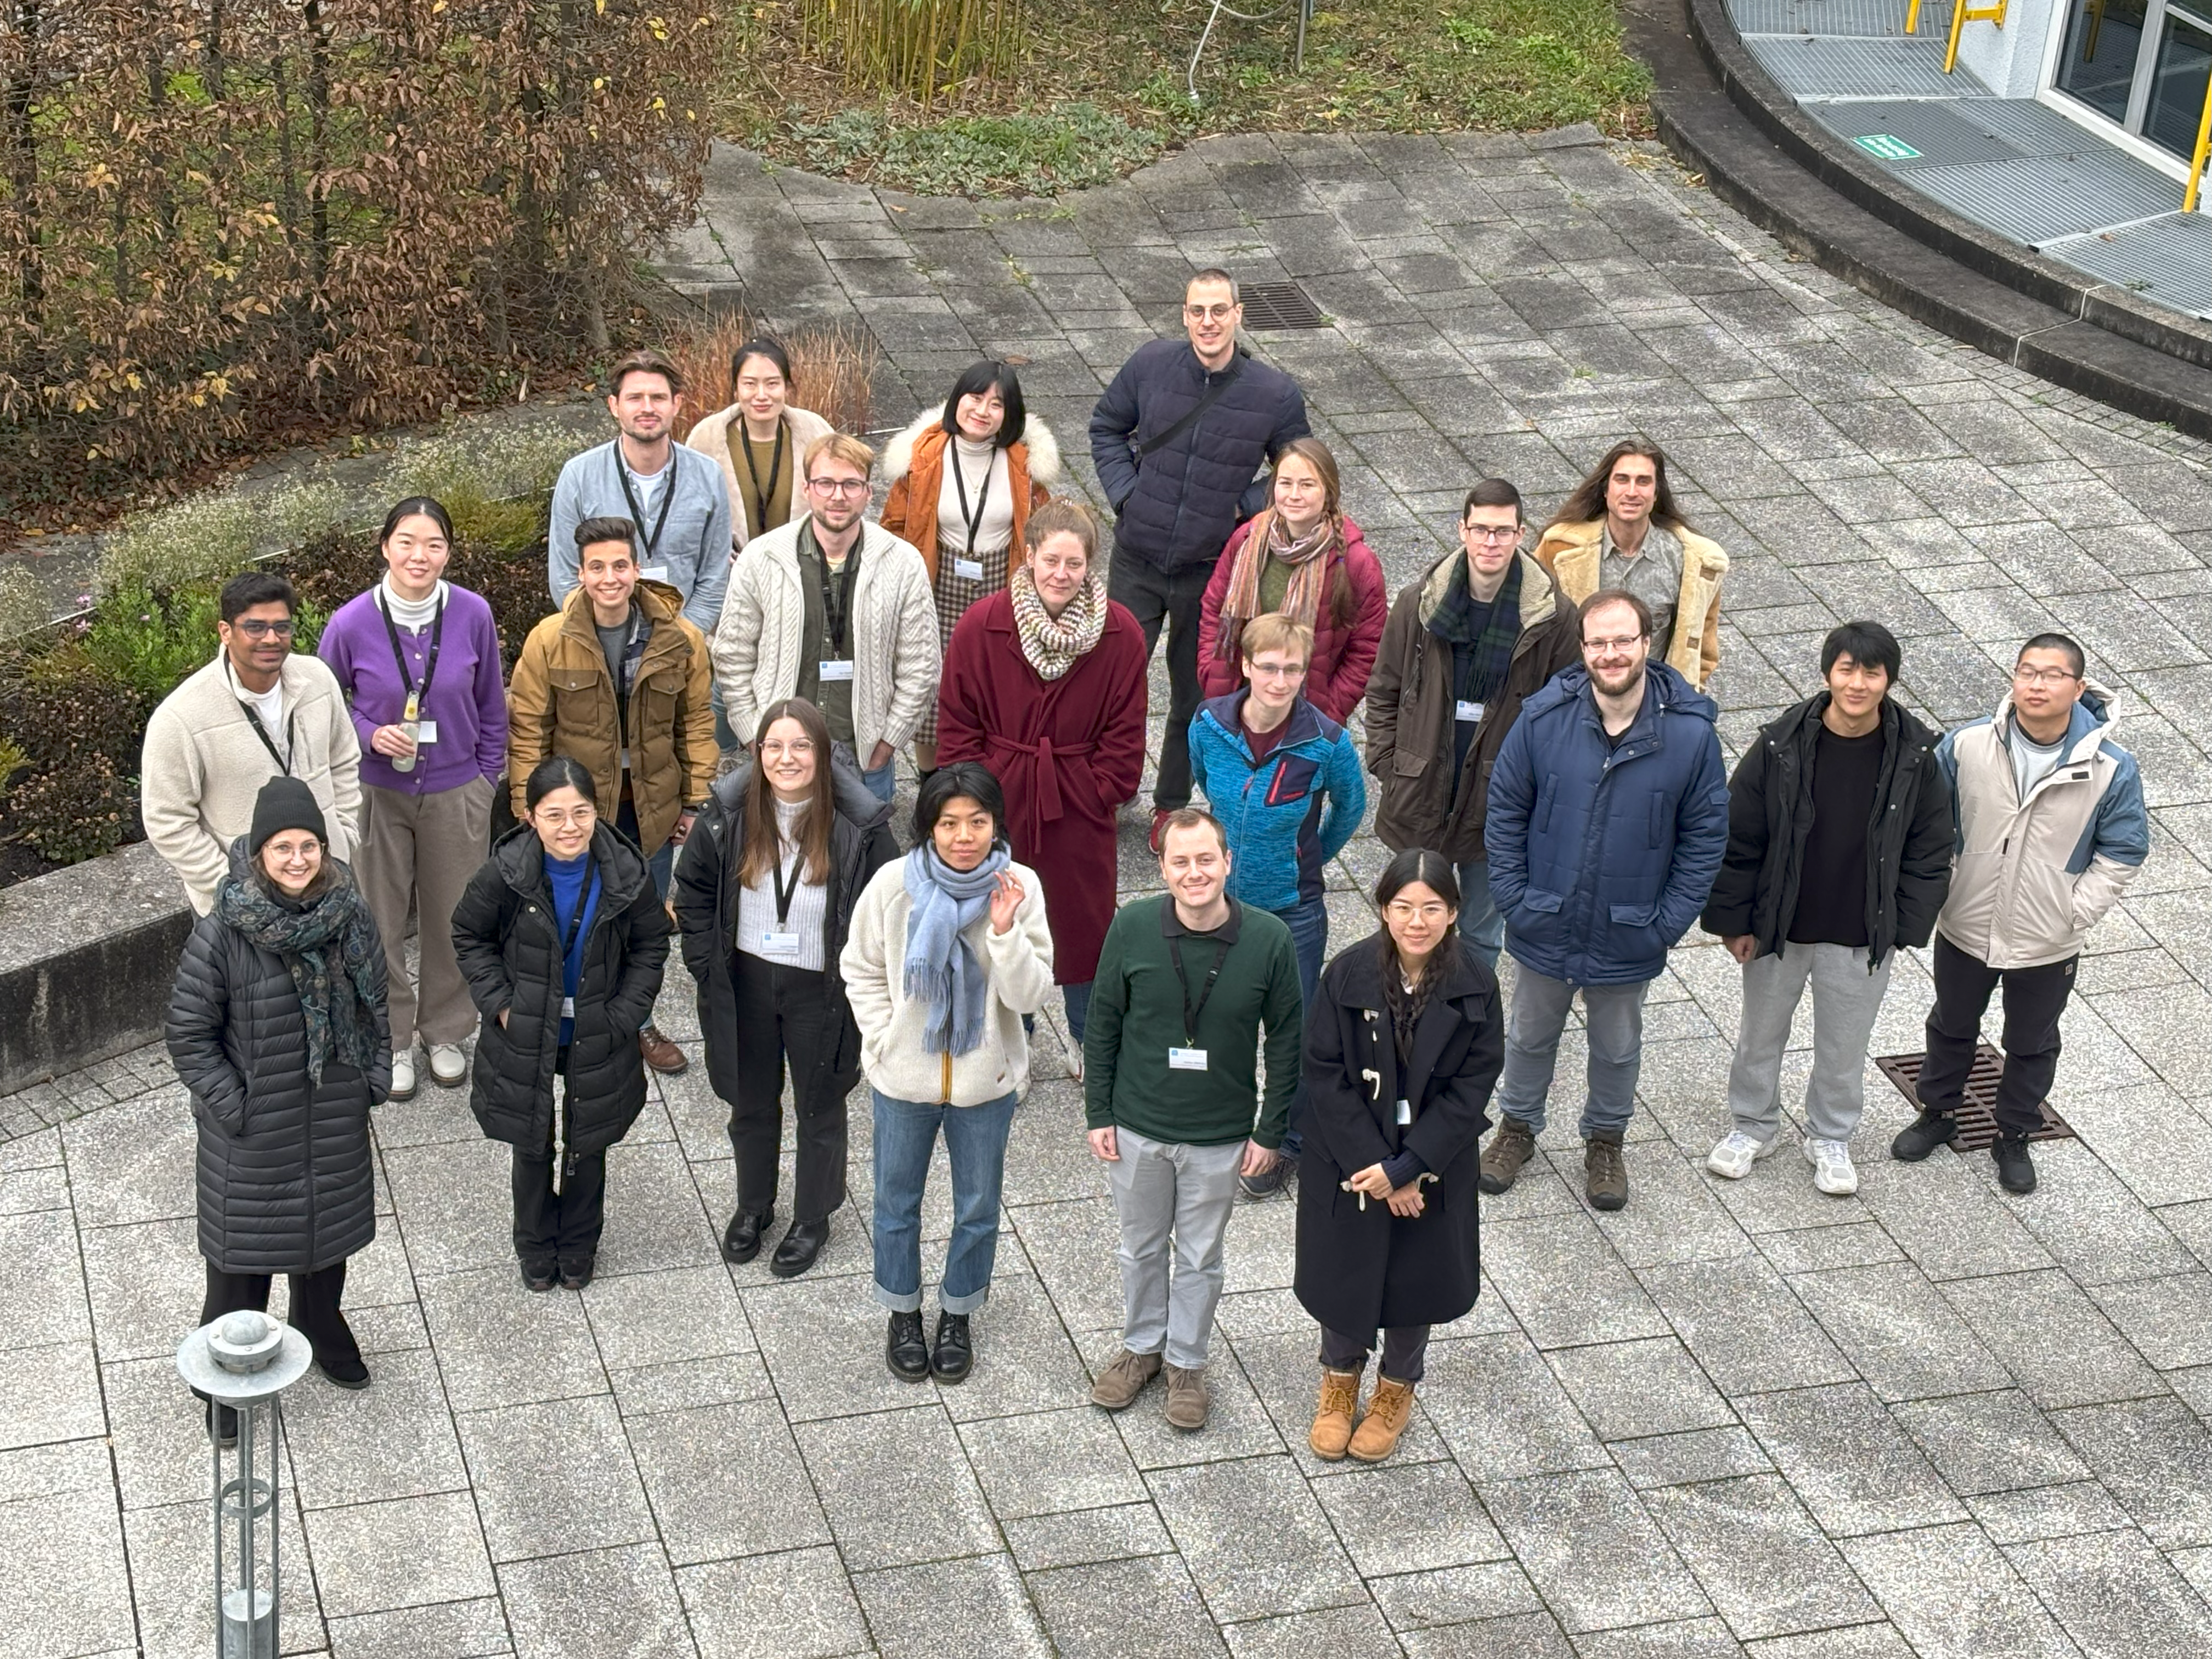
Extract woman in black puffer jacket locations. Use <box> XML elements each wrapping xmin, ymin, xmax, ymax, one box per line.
<box><xmin>167</xmin><ymin>777</ymin><xmax>391</xmax><ymax>1427</ymax></box>
<box><xmin>452</xmin><ymin>755</ymin><xmax>670</xmax><ymax>1293</ymax></box>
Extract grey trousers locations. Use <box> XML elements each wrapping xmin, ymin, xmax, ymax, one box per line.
<box><xmin>357</xmin><ymin>777</ymin><xmax>494</xmax><ymax>1048</ymax></box>
<box><xmin>1494</xmin><ymin>966</ymin><xmax>1651</xmax><ymax>1138</ymax></box>
<box><xmin>1103</xmin><ymin>1128</ymin><xmax>1243</xmax><ymax>1370</ymax></box>
<box><xmin>1726</xmin><ymin>940</ymin><xmax>1893</xmax><ymax>1144</ymax></box>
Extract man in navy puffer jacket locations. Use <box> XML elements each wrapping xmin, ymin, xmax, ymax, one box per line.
<box><xmin>1091</xmin><ymin>270</ymin><xmax>1310</xmax><ymax>836</ymax></box>
<box><xmin>1476</xmin><ymin>589</ymin><xmax>1729</xmax><ymax>1213</ymax></box>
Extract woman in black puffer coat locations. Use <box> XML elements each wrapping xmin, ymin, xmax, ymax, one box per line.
<box><xmin>167</xmin><ymin>777</ymin><xmax>392</xmax><ymax>1421</ymax></box>
<box><xmin>451</xmin><ymin>755</ymin><xmax>670</xmax><ymax>1293</ymax></box>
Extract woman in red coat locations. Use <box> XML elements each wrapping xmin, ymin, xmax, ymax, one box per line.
<box><xmin>1197</xmin><ymin>436</ymin><xmax>1387</xmax><ymax>723</ymax></box>
<box><xmin>936</xmin><ymin>498</ymin><xmax>1148</xmax><ymax>1075</ymax></box>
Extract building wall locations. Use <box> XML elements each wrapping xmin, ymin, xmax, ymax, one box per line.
<box><xmin>1955</xmin><ymin>0</ymin><xmax>2065</xmax><ymax>98</ymax></box>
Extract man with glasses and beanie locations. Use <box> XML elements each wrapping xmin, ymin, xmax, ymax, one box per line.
<box><xmin>1090</xmin><ymin>269</ymin><xmax>1310</xmax><ymax>851</ymax></box>
<box><xmin>143</xmin><ymin>571</ymin><xmax>363</xmax><ymax>916</ymax></box>
<box><xmin>1365</xmin><ymin>479</ymin><xmax>1581</xmax><ymax>969</ymax></box>
<box><xmin>1892</xmin><ymin>633</ymin><xmax>2147</xmax><ymax>1195</ymax></box>
<box><xmin>714</xmin><ymin>433</ymin><xmax>940</xmax><ymax>804</ymax></box>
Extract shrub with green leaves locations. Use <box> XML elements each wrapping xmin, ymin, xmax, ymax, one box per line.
<box><xmin>790</xmin><ymin>103</ymin><xmax>1163</xmax><ymax>197</ymax></box>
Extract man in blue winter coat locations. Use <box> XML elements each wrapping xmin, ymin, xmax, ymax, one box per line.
<box><xmin>1475</xmin><ymin>589</ymin><xmax>1730</xmax><ymax>1212</ymax></box>
<box><xmin>1090</xmin><ymin>269</ymin><xmax>1310</xmax><ymax>847</ymax></box>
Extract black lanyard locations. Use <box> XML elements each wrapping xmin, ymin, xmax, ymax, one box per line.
<box><xmin>556</xmin><ymin>859</ymin><xmax>598</xmax><ymax>965</ymax></box>
<box><xmin>949</xmin><ymin>444</ymin><xmax>992</xmax><ymax>563</ymax></box>
<box><xmin>228</xmin><ymin>659</ymin><xmax>295</xmax><ymax>777</ymax></box>
<box><xmin>738</xmin><ymin>422</ymin><xmax>787</xmax><ymax>537</ymax></box>
<box><xmin>376</xmin><ymin>587</ymin><xmax>445</xmax><ymax>710</ymax></box>
<box><xmin>770</xmin><ymin>843</ymin><xmax>805</xmax><ymax>924</ymax></box>
<box><xmin>613</xmin><ymin>449</ymin><xmax>678</xmax><ymax>561</ymax></box>
<box><xmin>1167</xmin><ymin>930</ymin><xmax>1233</xmax><ymax>1046</ymax></box>
<box><xmin>816</xmin><ymin>541</ymin><xmax>860</xmax><ymax>655</ymax></box>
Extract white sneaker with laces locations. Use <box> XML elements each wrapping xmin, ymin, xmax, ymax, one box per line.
<box><xmin>1804</xmin><ymin>1136</ymin><xmax>1858</xmax><ymax>1195</ymax></box>
<box><xmin>428</xmin><ymin>1043</ymin><xmax>467</xmax><ymax>1087</ymax></box>
<box><xmin>1705</xmin><ymin>1129</ymin><xmax>1778</xmax><ymax>1180</ymax></box>
<box><xmin>390</xmin><ymin>1048</ymin><xmax>417</xmax><ymax>1101</ymax></box>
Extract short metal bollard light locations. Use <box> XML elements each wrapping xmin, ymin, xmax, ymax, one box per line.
<box><xmin>176</xmin><ymin>1310</ymin><xmax>313</xmax><ymax>1658</ymax></box>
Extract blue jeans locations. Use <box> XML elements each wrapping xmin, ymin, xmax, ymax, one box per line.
<box><xmin>616</xmin><ymin>797</ymin><xmax>675</xmax><ymax>899</ymax></box>
<box><xmin>871</xmin><ymin>1088</ymin><xmax>1019</xmax><ymax>1314</ymax></box>
<box><xmin>1063</xmin><ymin>980</ymin><xmax>1093</xmax><ymax>1046</ymax></box>
<box><xmin>862</xmin><ymin>759</ymin><xmax>895</xmax><ymax>804</ymax></box>
<box><xmin>1268</xmin><ymin>895</ymin><xmax>1328</xmax><ymax>1158</ymax></box>
<box><xmin>1454</xmin><ymin>858</ymin><xmax>1504</xmax><ymax>971</ymax></box>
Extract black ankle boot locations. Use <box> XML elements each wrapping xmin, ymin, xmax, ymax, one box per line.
<box><xmin>1992</xmin><ymin>1135</ymin><xmax>2038</xmax><ymax>1195</ymax></box>
<box><xmin>931</xmin><ymin>1311</ymin><xmax>973</xmax><ymax>1384</ymax></box>
<box><xmin>770</xmin><ymin>1218</ymin><xmax>830</xmax><ymax>1278</ymax></box>
<box><xmin>1890</xmin><ymin>1109</ymin><xmax>1957</xmax><ymax>1162</ymax></box>
<box><xmin>721</xmin><ymin>1208</ymin><xmax>774</xmax><ymax>1265</ymax></box>
<box><xmin>887</xmin><ymin>1311</ymin><xmax>929</xmax><ymax>1382</ymax></box>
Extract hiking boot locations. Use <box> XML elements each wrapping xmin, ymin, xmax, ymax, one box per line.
<box><xmin>1584</xmin><ymin>1132</ymin><xmax>1628</xmax><ymax>1212</ymax></box>
<box><xmin>639</xmin><ymin>1025</ymin><xmax>689</xmax><ymax>1075</ymax></box>
<box><xmin>886</xmin><ymin>1311</ymin><xmax>930</xmax><ymax>1383</ymax></box>
<box><xmin>1089</xmin><ymin>1347</ymin><xmax>1161</xmax><ymax>1410</ymax></box>
<box><xmin>1706</xmin><ymin>1129</ymin><xmax>1777</xmax><ymax>1180</ymax></box>
<box><xmin>1164</xmin><ymin>1364</ymin><xmax>1210</xmax><ymax>1431</ymax></box>
<box><xmin>1347</xmin><ymin>1376</ymin><xmax>1415</xmax><ymax>1463</ymax></box>
<box><xmin>1309</xmin><ymin>1368</ymin><xmax>1361</xmax><ymax>1461</ymax></box>
<box><xmin>1804</xmin><ymin>1137</ymin><xmax>1859</xmax><ymax>1195</ymax></box>
<box><xmin>1891</xmin><ymin>1109</ymin><xmax>1957</xmax><ymax>1162</ymax></box>
<box><xmin>1478</xmin><ymin>1116</ymin><xmax>1539</xmax><ymax>1195</ymax></box>
<box><xmin>930</xmin><ymin>1312</ymin><xmax>974</xmax><ymax>1384</ymax></box>
<box><xmin>1993</xmin><ymin>1135</ymin><xmax>2038</xmax><ymax>1195</ymax></box>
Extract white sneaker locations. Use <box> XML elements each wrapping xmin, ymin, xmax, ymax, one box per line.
<box><xmin>1706</xmin><ymin>1130</ymin><xmax>1778</xmax><ymax>1180</ymax></box>
<box><xmin>1804</xmin><ymin>1137</ymin><xmax>1859</xmax><ymax>1195</ymax></box>
<box><xmin>389</xmin><ymin>1048</ymin><xmax>417</xmax><ymax>1101</ymax></box>
<box><xmin>427</xmin><ymin>1043</ymin><xmax>467</xmax><ymax>1087</ymax></box>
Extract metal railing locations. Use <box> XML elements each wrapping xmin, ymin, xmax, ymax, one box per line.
<box><xmin>2189</xmin><ymin>75</ymin><xmax>2211</xmax><ymax>212</ymax></box>
<box><xmin>1905</xmin><ymin>0</ymin><xmax>2010</xmax><ymax>74</ymax></box>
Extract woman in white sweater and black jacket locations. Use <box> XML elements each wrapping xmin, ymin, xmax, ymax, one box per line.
<box><xmin>841</xmin><ymin>762</ymin><xmax>1053</xmax><ymax>1384</ymax></box>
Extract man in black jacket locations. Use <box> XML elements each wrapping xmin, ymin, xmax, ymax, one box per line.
<box><xmin>1090</xmin><ymin>269</ymin><xmax>1310</xmax><ymax>845</ymax></box>
<box><xmin>1700</xmin><ymin>621</ymin><xmax>1952</xmax><ymax>1196</ymax></box>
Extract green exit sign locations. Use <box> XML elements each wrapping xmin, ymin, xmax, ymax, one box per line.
<box><xmin>1854</xmin><ymin>133</ymin><xmax>1923</xmax><ymax>161</ymax></box>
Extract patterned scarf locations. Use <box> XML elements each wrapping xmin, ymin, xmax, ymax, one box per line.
<box><xmin>901</xmin><ymin>842</ymin><xmax>1013</xmax><ymax>1056</ymax></box>
<box><xmin>1426</xmin><ymin>554</ymin><xmax>1523</xmax><ymax>706</ymax></box>
<box><xmin>1210</xmin><ymin>507</ymin><xmax>1340</xmax><ymax>663</ymax></box>
<box><xmin>1009</xmin><ymin>563</ymin><xmax>1108</xmax><ymax>682</ymax></box>
<box><xmin>215</xmin><ymin>860</ymin><xmax>382</xmax><ymax>1085</ymax></box>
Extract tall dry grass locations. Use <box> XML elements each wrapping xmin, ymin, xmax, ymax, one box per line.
<box><xmin>667</xmin><ymin>313</ymin><xmax>880</xmax><ymax>440</ymax></box>
<box><xmin>795</xmin><ymin>0</ymin><xmax>1023</xmax><ymax>110</ymax></box>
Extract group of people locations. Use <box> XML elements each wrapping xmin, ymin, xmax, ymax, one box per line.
<box><xmin>143</xmin><ymin>268</ymin><xmax>2150</xmax><ymax>1459</ymax></box>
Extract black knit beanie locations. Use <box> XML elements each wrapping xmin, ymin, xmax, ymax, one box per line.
<box><xmin>249</xmin><ymin>776</ymin><xmax>326</xmax><ymax>856</ymax></box>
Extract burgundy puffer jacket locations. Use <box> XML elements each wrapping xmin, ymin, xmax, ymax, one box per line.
<box><xmin>1195</xmin><ymin>514</ymin><xmax>1389</xmax><ymax>723</ymax></box>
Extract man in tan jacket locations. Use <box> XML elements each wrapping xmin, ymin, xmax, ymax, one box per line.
<box><xmin>141</xmin><ymin>571</ymin><xmax>362</xmax><ymax>915</ymax></box>
<box><xmin>713</xmin><ymin>433</ymin><xmax>940</xmax><ymax>804</ymax></box>
<box><xmin>509</xmin><ymin>515</ymin><xmax>717</xmax><ymax>1075</ymax></box>
<box><xmin>1534</xmin><ymin>441</ymin><xmax>1726</xmax><ymax>691</ymax></box>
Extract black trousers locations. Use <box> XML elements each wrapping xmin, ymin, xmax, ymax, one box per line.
<box><xmin>1918</xmin><ymin>933</ymin><xmax>2078</xmax><ymax>1139</ymax></box>
<box><xmin>1319</xmin><ymin>1323</ymin><xmax>1432</xmax><ymax>1385</ymax></box>
<box><xmin>731</xmin><ymin>953</ymin><xmax>850</xmax><ymax>1224</ymax></box>
<box><xmin>201</xmin><ymin>1260</ymin><xmax>359</xmax><ymax>1371</ymax></box>
<box><xmin>1108</xmin><ymin>550</ymin><xmax>1212</xmax><ymax>810</ymax></box>
<box><xmin>512</xmin><ymin>1045</ymin><xmax>609</xmax><ymax>1263</ymax></box>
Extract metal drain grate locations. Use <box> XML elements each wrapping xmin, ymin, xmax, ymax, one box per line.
<box><xmin>1809</xmin><ymin>98</ymin><xmax>2027</xmax><ymax>168</ymax></box>
<box><xmin>1743</xmin><ymin>34</ymin><xmax>1994</xmax><ymax>98</ymax></box>
<box><xmin>1730</xmin><ymin>0</ymin><xmax>1917</xmax><ymax>38</ymax></box>
<box><xmin>1904</xmin><ymin>150</ymin><xmax>2185</xmax><ymax>246</ymax></box>
<box><xmin>1875</xmin><ymin>1045</ymin><xmax>2077</xmax><ymax>1150</ymax></box>
<box><xmin>1240</xmin><ymin>281</ymin><xmax>1327</xmax><ymax>331</ymax></box>
<box><xmin>2046</xmin><ymin>213</ymin><xmax>2212</xmax><ymax>319</ymax></box>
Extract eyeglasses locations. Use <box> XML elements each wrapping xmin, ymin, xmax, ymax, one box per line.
<box><xmin>760</xmin><ymin>738</ymin><xmax>816</xmax><ymax>758</ymax></box>
<box><xmin>1246</xmin><ymin>661</ymin><xmax>1306</xmax><ymax>679</ymax></box>
<box><xmin>806</xmin><ymin>477</ymin><xmax>870</xmax><ymax>496</ymax></box>
<box><xmin>1184</xmin><ymin>304</ymin><xmax>1237</xmax><ymax>321</ymax></box>
<box><xmin>2013</xmin><ymin>667</ymin><xmax>2079</xmax><ymax>687</ymax></box>
<box><xmin>231</xmin><ymin>619</ymin><xmax>295</xmax><ymax>639</ymax></box>
<box><xmin>1385</xmin><ymin>900</ymin><xmax>1453</xmax><ymax>922</ymax></box>
<box><xmin>1463</xmin><ymin>524</ymin><xmax>1520</xmax><ymax>544</ymax></box>
<box><xmin>1584</xmin><ymin>635</ymin><xmax>1647</xmax><ymax>652</ymax></box>
<box><xmin>534</xmin><ymin>806</ymin><xmax>597</xmax><ymax>828</ymax></box>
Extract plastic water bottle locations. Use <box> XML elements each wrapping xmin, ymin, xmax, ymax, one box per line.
<box><xmin>393</xmin><ymin>691</ymin><xmax>420</xmax><ymax>774</ymax></box>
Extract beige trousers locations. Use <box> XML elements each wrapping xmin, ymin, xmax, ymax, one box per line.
<box><xmin>357</xmin><ymin>777</ymin><xmax>494</xmax><ymax>1048</ymax></box>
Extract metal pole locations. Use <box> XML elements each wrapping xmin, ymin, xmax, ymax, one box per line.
<box><xmin>2187</xmin><ymin>79</ymin><xmax>2212</xmax><ymax>213</ymax></box>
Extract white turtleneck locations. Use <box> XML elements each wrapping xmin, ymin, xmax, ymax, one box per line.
<box><xmin>936</xmin><ymin>436</ymin><xmax>1014</xmax><ymax>561</ymax></box>
<box><xmin>379</xmin><ymin>577</ymin><xmax>449</xmax><ymax>631</ymax></box>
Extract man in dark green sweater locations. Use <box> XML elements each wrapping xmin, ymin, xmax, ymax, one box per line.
<box><xmin>1083</xmin><ymin>809</ymin><xmax>1303</xmax><ymax>1431</ymax></box>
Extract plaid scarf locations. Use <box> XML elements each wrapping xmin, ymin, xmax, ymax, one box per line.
<box><xmin>1009</xmin><ymin>563</ymin><xmax>1107</xmax><ymax>681</ymax></box>
<box><xmin>1426</xmin><ymin>555</ymin><xmax>1522</xmax><ymax>706</ymax></box>
<box><xmin>215</xmin><ymin>858</ymin><xmax>382</xmax><ymax>1085</ymax></box>
<box><xmin>1210</xmin><ymin>507</ymin><xmax>1340</xmax><ymax>663</ymax></box>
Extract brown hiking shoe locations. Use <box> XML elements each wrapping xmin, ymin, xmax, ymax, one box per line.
<box><xmin>1164</xmin><ymin>1364</ymin><xmax>1211</xmax><ymax>1430</ymax></box>
<box><xmin>1088</xmin><ymin>1347</ymin><xmax>1161</xmax><ymax>1410</ymax></box>
<box><xmin>639</xmin><ymin>1025</ymin><xmax>688</xmax><ymax>1075</ymax></box>
<box><xmin>1584</xmin><ymin>1131</ymin><xmax>1628</xmax><ymax>1212</ymax></box>
<box><xmin>1309</xmin><ymin>1368</ymin><xmax>1361</xmax><ymax>1460</ymax></box>
<box><xmin>1478</xmin><ymin>1116</ymin><xmax>1539</xmax><ymax>1194</ymax></box>
<box><xmin>1347</xmin><ymin>1376</ymin><xmax>1415</xmax><ymax>1462</ymax></box>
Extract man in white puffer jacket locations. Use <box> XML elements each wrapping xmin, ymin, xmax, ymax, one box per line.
<box><xmin>1892</xmin><ymin>632</ymin><xmax>2148</xmax><ymax>1195</ymax></box>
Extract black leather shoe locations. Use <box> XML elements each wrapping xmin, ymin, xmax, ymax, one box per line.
<box><xmin>317</xmin><ymin>1354</ymin><xmax>372</xmax><ymax>1390</ymax></box>
<box><xmin>931</xmin><ymin>1311</ymin><xmax>973</xmax><ymax>1384</ymax></box>
<box><xmin>721</xmin><ymin>1208</ymin><xmax>774</xmax><ymax>1265</ymax></box>
<box><xmin>205</xmin><ymin>1400</ymin><xmax>238</xmax><ymax>1448</ymax></box>
<box><xmin>887</xmin><ymin>1311</ymin><xmax>930</xmax><ymax>1382</ymax></box>
<box><xmin>558</xmin><ymin>1254</ymin><xmax>596</xmax><ymax>1291</ymax></box>
<box><xmin>1890</xmin><ymin>1109</ymin><xmax>1957</xmax><ymax>1162</ymax></box>
<box><xmin>520</xmin><ymin>1257</ymin><xmax>558</xmax><ymax>1293</ymax></box>
<box><xmin>1993</xmin><ymin>1135</ymin><xmax>2038</xmax><ymax>1195</ymax></box>
<box><xmin>770</xmin><ymin>1218</ymin><xmax>830</xmax><ymax>1279</ymax></box>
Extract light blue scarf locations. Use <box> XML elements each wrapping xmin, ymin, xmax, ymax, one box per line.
<box><xmin>901</xmin><ymin>842</ymin><xmax>1011</xmax><ymax>1057</ymax></box>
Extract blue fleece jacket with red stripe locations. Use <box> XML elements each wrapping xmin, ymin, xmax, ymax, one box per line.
<box><xmin>1189</xmin><ymin>691</ymin><xmax>1367</xmax><ymax>912</ymax></box>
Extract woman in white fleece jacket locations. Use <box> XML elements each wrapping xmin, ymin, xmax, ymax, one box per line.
<box><xmin>841</xmin><ymin>763</ymin><xmax>1053</xmax><ymax>1386</ymax></box>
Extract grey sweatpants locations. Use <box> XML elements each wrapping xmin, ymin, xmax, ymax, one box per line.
<box><xmin>1104</xmin><ymin>1129</ymin><xmax>1243</xmax><ymax>1370</ymax></box>
<box><xmin>1725</xmin><ymin>940</ymin><xmax>1892</xmax><ymax>1144</ymax></box>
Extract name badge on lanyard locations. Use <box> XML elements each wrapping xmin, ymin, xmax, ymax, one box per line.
<box><xmin>819</xmin><ymin>659</ymin><xmax>855</xmax><ymax>682</ymax></box>
<box><xmin>1396</xmin><ymin>1098</ymin><xmax>1413</xmax><ymax>1125</ymax></box>
<box><xmin>952</xmin><ymin>556</ymin><xmax>986</xmax><ymax>583</ymax></box>
<box><xmin>760</xmin><ymin>931</ymin><xmax>802</xmax><ymax>954</ymax></box>
<box><xmin>1456</xmin><ymin>700</ymin><xmax>1485</xmax><ymax>724</ymax></box>
<box><xmin>1169</xmin><ymin>1047</ymin><xmax>1210</xmax><ymax>1071</ymax></box>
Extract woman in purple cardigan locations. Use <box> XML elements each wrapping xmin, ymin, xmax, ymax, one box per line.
<box><xmin>318</xmin><ymin>497</ymin><xmax>510</xmax><ymax>1099</ymax></box>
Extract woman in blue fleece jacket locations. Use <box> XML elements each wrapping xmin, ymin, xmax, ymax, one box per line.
<box><xmin>1190</xmin><ymin>614</ymin><xmax>1367</xmax><ymax>1184</ymax></box>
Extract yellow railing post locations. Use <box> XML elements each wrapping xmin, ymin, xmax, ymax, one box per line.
<box><xmin>1945</xmin><ymin>0</ymin><xmax>2009</xmax><ymax>74</ymax></box>
<box><xmin>1906</xmin><ymin>0</ymin><xmax>1923</xmax><ymax>32</ymax></box>
<box><xmin>2187</xmin><ymin>77</ymin><xmax>2212</xmax><ymax>212</ymax></box>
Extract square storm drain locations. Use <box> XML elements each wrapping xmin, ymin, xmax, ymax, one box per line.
<box><xmin>1875</xmin><ymin>1045</ymin><xmax>2078</xmax><ymax>1150</ymax></box>
<box><xmin>1241</xmin><ymin>281</ymin><xmax>1328</xmax><ymax>330</ymax></box>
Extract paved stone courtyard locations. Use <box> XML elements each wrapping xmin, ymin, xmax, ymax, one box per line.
<box><xmin>12</xmin><ymin>125</ymin><xmax>2212</xmax><ymax>1658</ymax></box>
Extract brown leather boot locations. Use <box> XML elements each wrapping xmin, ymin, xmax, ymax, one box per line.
<box><xmin>1584</xmin><ymin>1131</ymin><xmax>1628</xmax><ymax>1212</ymax></box>
<box><xmin>639</xmin><ymin>1024</ymin><xmax>688</xmax><ymax>1075</ymax></box>
<box><xmin>1347</xmin><ymin>1375</ymin><xmax>1414</xmax><ymax>1462</ymax></box>
<box><xmin>1478</xmin><ymin>1116</ymin><xmax>1538</xmax><ymax>1194</ymax></box>
<box><xmin>1309</xmin><ymin>1369</ymin><xmax>1361</xmax><ymax>1461</ymax></box>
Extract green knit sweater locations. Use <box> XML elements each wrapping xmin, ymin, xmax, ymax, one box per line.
<box><xmin>1083</xmin><ymin>896</ymin><xmax>1303</xmax><ymax>1149</ymax></box>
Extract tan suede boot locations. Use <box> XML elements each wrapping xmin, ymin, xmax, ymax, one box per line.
<box><xmin>1347</xmin><ymin>1375</ymin><xmax>1415</xmax><ymax>1463</ymax></box>
<box><xmin>1308</xmin><ymin>1369</ymin><xmax>1361</xmax><ymax>1461</ymax></box>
